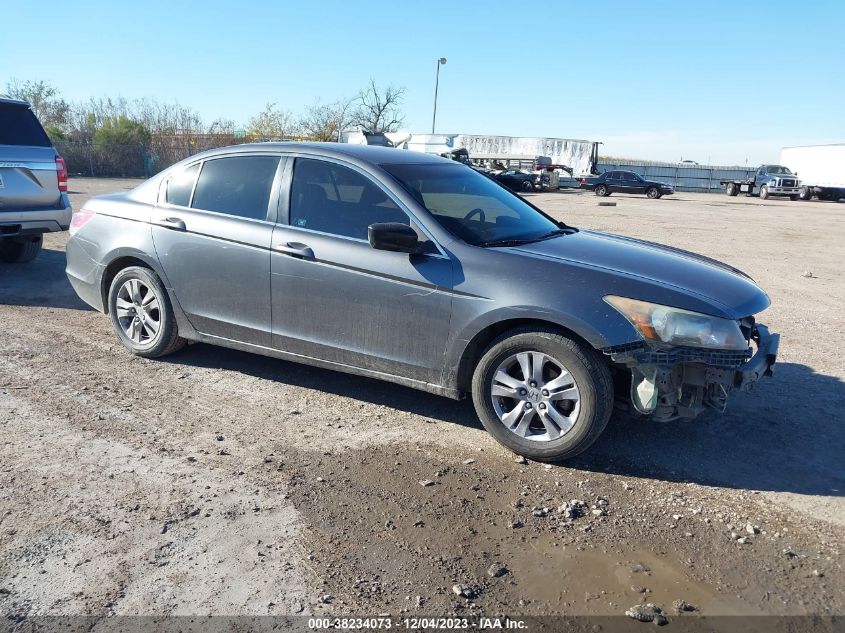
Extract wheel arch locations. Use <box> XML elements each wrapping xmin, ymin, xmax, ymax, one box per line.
<box><xmin>99</xmin><ymin>249</ymin><xmax>198</xmax><ymax>340</ymax></box>
<box><xmin>452</xmin><ymin>317</ymin><xmax>608</xmax><ymax>395</ymax></box>
<box><xmin>100</xmin><ymin>251</ymin><xmax>164</xmax><ymax>314</ymax></box>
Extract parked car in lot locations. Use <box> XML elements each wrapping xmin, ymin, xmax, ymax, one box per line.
<box><xmin>491</xmin><ymin>168</ymin><xmax>540</xmax><ymax>192</ymax></box>
<box><xmin>580</xmin><ymin>170</ymin><xmax>674</xmax><ymax>199</ymax></box>
<box><xmin>0</xmin><ymin>98</ymin><xmax>71</xmax><ymax>262</ymax></box>
<box><xmin>66</xmin><ymin>144</ymin><xmax>778</xmax><ymax>461</ymax></box>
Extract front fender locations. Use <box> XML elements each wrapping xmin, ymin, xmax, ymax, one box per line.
<box><xmin>442</xmin><ymin>303</ymin><xmax>640</xmax><ymax>391</ymax></box>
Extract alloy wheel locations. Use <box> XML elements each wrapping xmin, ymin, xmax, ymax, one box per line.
<box><xmin>490</xmin><ymin>351</ymin><xmax>581</xmax><ymax>442</ymax></box>
<box><xmin>115</xmin><ymin>278</ymin><xmax>161</xmax><ymax>344</ymax></box>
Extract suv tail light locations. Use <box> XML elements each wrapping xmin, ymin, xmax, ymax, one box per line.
<box><xmin>55</xmin><ymin>155</ymin><xmax>68</xmax><ymax>192</ymax></box>
<box><xmin>69</xmin><ymin>208</ymin><xmax>95</xmax><ymax>236</ymax></box>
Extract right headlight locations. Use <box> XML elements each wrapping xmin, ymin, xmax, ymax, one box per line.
<box><xmin>604</xmin><ymin>296</ymin><xmax>748</xmax><ymax>350</ymax></box>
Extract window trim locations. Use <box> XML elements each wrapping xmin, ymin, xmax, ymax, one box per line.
<box><xmin>281</xmin><ymin>154</ymin><xmax>447</xmax><ymax>258</ymax></box>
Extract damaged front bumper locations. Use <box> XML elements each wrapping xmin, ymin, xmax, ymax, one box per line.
<box><xmin>602</xmin><ymin>324</ymin><xmax>779</xmax><ymax>421</ymax></box>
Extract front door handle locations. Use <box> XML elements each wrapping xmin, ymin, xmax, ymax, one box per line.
<box><xmin>274</xmin><ymin>241</ymin><xmax>314</xmax><ymax>259</ymax></box>
<box><xmin>156</xmin><ymin>217</ymin><xmax>186</xmax><ymax>231</ymax></box>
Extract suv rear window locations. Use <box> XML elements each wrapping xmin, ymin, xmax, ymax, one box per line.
<box><xmin>0</xmin><ymin>103</ymin><xmax>52</xmax><ymax>147</ymax></box>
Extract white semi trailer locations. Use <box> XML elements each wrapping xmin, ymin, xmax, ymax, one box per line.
<box><xmin>780</xmin><ymin>144</ymin><xmax>845</xmax><ymax>201</ymax></box>
<box><xmin>343</xmin><ymin>131</ymin><xmax>600</xmax><ymax>179</ymax></box>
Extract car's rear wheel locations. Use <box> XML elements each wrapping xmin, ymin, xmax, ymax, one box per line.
<box><xmin>471</xmin><ymin>328</ymin><xmax>613</xmax><ymax>462</ymax></box>
<box><xmin>726</xmin><ymin>182</ymin><xmax>738</xmax><ymax>196</ymax></box>
<box><xmin>595</xmin><ymin>184</ymin><xmax>608</xmax><ymax>197</ymax></box>
<box><xmin>522</xmin><ymin>180</ymin><xmax>534</xmax><ymax>192</ymax></box>
<box><xmin>759</xmin><ymin>185</ymin><xmax>769</xmax><ymax>200</ymax></box>
<box><xmin>107</xmin><ymin>266</ymin><xmax>186</xmax><ymax>358</ymax></box>
<box><xmin>0</xmin><ymin>235</ymin><xmax>43</xmax><ymax>263</ymax></box>
<box><xmin>646</xmin><ymin>186</ymin><xmax>660</xmax><ymax>199</ymax></box>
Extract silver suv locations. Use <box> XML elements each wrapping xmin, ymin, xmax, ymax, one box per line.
<box><xmin>0</xmin><ymin>98</ymin><xmax>72</xmax><ymax>262</ymax></box>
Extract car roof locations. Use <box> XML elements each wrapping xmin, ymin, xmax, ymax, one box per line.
<box><xmin>0</xmin><ymin>97</ymin><xmax>31</xmax><ymax>108</ymax></box>
<box><xmin>189</xmin><ymin>142</ymin><xmax>453</xmax><ymax>167</ymax></box>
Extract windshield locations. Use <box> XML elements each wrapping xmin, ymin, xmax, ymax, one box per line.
<box><xmin>383</xmin><ymin>163</ymin><xmax>563</xmax><ymax>246</ymax></box>
<box><xmin>766</xmin><ymin>165</ymin><xmax>793</xmax><ymax>175</ymax></box>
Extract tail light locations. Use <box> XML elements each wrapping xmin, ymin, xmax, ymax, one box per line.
<box><xmin>55</xmin><ymin>155</ymin><xmax>68</xmax><ymax>192</ymax></box>
<box><xmin>69</xmin><ymin>208</ymin><xmax>95</xmax><ymax>236</ymax></box>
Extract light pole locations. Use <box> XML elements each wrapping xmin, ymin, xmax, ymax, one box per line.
<box><xmin>431</xmin><ymin>57</ymin><xmax>447</xmax><ymax>134</ymax></box>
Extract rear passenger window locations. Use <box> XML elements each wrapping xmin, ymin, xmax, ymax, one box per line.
<box><xmin>166</xmin><ymin>164</ymin><xmax>199</xmax><ymax>207</ymax></box>
<box><xmin>191</xmin><ymin>156</ymin><xmax>280</xmax><ymax>220</ymax></box>
<box><xmin>289</xmin><ymin>158</ymin><xmax>409</xmax><ymax>240</ymax></box>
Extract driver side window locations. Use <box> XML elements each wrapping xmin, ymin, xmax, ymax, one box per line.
<box><xmin>289</xmin><ymin>158</ymin><xmax>410</xmax><ymax>240</ymax></box>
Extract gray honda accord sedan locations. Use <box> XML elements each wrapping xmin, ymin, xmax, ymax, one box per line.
<box><xmin>66</xmin><ymin>143</ymin><xmax>779</xmax><ymax>461</ymax></box>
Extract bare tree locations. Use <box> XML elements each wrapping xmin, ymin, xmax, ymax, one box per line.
<box><xmin>206</xmin><ymin>117</ymin><xmax>236</xmax><ymax>135</ymax></box>
<box><xmin>350</xmin><ymin>80</ymin><xmax>406</xmax><ymax>133</ymax></box>
<box><xmin>299</xmin><ymin>97</ymin><xmax>355</xmax><ymax>141</ymax></box>
<box><xmin>4</xmin><ymin>78</ymin><xmax>70</xmax><ymax>128</ymax></box>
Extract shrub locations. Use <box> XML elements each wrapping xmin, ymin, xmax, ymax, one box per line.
<box><xmin>93</xmin><ymin>116</ymin><xmax>151</xmax><ymax>147</ymax></box>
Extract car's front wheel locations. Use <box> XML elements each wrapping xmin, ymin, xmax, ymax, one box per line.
<box><xmin>471</xmin><ymin>328</ymin><xmax>614</xmax><ymax>462</ymax></box>
<box><xmin>759</xmin><ymin>185</ymin><xmax>769</xmax><ymax>200</ymax></box>
<box><xmin>0</xmin><ymin>235</ymin><xmax>43</xmax><ymax>263</ymax></box>
<box><xmin>107</xmin><ymin>266</ymin><xmax>186</xmax><ymax>358</ymax></box>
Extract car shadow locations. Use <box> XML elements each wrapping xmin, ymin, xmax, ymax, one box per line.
<box><xmin>572</xmin><ymin>362</ymin><xmax>845</xmax><ymax>498</ymax></box>
<box><xmin>170</xmin><ymin>343</ymin><xmax>843</xmax><ymax>498</ymax></box>
<box><xmin>0</xmin><ymin>247</ymin><xmax>94</xmax><ymax>310</ymax></box>
<box><xmin>166</xmin><ymin>342</ymin><xmax>482</xmax><ymax>429</ymax></box>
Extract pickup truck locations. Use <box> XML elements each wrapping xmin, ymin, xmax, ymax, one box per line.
<box><xmin>721</xmin><ymin>165</ymin><xmax>801</xmax><ymax>200</ymax></box>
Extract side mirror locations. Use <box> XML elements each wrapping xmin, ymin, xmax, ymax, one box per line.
<box><xmin>368</xmin><ymin>222</ymin><xmax>424</xmax><ymax>254</ymax></box>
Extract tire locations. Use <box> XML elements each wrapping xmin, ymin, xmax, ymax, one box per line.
<box><xmin>759</xmin><ymin>185</ymin><xmax>769</xmax><ymax>200</ymax></box>
<box><xmin>522</xmin><ymin>180</ymin><xmax>534</xmax><ymax>192</ymax></box>
<box><xmin>471</xmin><ymin>327</ymin><xmax>614</xmax><ymax>462</ymax></box>
<box><xmin>726</xmin><ymin>183</ymin><xmax>738</xmax><ymax>197</ymax></box>
<box><xmin>799</xmin><ymin>186</ymin><xmax>813</xmax><ymax>201</ymax></box>
<box><xmin>595</xmin><ymin>184</ymin><xmax>608</xmax><ymax>197</ymax></box>
<box><xmin>646</xmin><ymin>186</ymin><xmax>660</xmax><ymax>199</ymax></box>
<box><xmin>0</xmin><ymin>235</ymin><xmax>43</xmax><ymax>263</ymax></box>
<box><xmin>107</xmin><ymin>266</ymin><xmax>186</xmax><ymax>358</ymax></box>
<box><xmin>789</xmin><ymin>195</ymin><xmax>799</xmax><ymax>201</ymax></box>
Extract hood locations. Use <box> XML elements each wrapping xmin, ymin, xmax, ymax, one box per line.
<box><xmin>509</xmin><ymin>229</ymin><xmax>770</xmax><ymax>318</ymax></box>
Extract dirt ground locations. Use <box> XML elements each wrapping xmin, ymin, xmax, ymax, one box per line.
<box><xmin>1</xmin><ymin>178</ymin><xmax>843</xmax><ymax>625</ymax></box>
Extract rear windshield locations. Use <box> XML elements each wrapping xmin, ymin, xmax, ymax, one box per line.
<box><xmin>0</xmin><ymin>104</ymin><xmax>52</xmax><ymax>147</ymax></box>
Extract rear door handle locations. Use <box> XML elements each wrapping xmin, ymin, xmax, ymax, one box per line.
<box><xmin>274</xmin><ymin>241</ymin><xmax>314</xmax><ymax>259</ymax></box>
<box><xmin>156</xmin><ymin>217</ymin><xmax>186</xmax><ymax>231</ymax></box>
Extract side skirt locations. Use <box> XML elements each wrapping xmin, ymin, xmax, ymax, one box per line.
<box><xmin>186</xmin><ymin>331</ymin><xmax>462</xmax><ymax>400</ymax></box>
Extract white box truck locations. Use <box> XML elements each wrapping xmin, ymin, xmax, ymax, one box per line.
<box><xmin>780</xmin><ymin>144</ymin><xmax>845</xmax><ymax>201</ymax></box>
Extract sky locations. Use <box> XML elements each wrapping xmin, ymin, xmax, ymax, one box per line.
<box><xmin>2</xmin><ymin>0</ymin><xmax>843</xmax><ymax>165</ymax></box>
